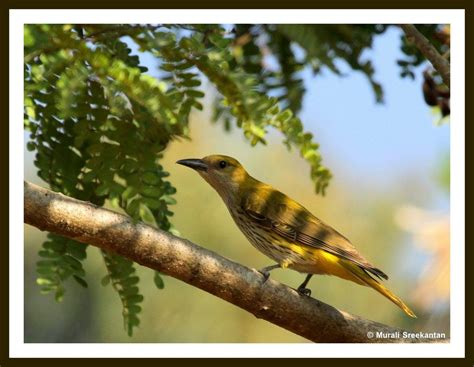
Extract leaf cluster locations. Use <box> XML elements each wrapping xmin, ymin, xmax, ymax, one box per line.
<box><xmin>25</xmin><ymin>24</ymin><xmax>179</xmax><ymax>335</ymax></box>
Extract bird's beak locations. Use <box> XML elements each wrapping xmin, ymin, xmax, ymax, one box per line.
<box><xmin>176</xmin><ymin>158</ymin><xmax>208</xmax><ymax>172</ymax></box>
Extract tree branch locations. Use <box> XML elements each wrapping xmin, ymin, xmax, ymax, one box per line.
<box><xmin>24</xmin><ymin>181</ymin><xmax>444</xmax><ymax>343</ymax></box>
<box><xmin>400</xmin><ymin>24</ymin><xmax>450</xmax><ymax>88</ymax></box>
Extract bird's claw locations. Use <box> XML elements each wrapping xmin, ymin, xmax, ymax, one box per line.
<box><xmin>258</xmin><ymin>264</ymin><xmax>280</xmax><ymax>284</ymax></box>
<box><xmin>297</xmin><ymin>287</ymin><xmax>311</xmax><ymax>297</ymax></box>
<box><xmin>259</xmin><ymin>270</ymin><xmax>271</xmax><ymax>283</ymax></box>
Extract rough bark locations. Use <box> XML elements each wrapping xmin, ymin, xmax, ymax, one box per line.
<box><xmin>24</xmin><ymin>181</ymin><xmax>446</xmax><ymax>343</ymax></box>
<box><xmin>400</xmin><ymin>24</ymin><xmax>450</xmax><ymax>88</ymax></box>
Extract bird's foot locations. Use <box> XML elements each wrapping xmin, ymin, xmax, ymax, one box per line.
<box><xmin>297</xmin><ymin>286</ymin><xmax>312</xmax><ymax>297</ymax></box>
<box><xmin>258</xmin><ymin>264</ymin><xmax>280</xmax><ymax>284</ymax></box>
<box><xmin>297</xmin><ymin>274</ymin><xmax>313</xmax><ymax>296</ymax></box>
<box><xmin>259</xmin><ymin>269</ymin><xmax>271</xmax><ymax>283</ymax></box>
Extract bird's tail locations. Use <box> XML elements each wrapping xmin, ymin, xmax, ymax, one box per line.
<box><xmin>340</xmin><ymin>261</ymin><xmax>417</xmax><ymax>318</ymax></box>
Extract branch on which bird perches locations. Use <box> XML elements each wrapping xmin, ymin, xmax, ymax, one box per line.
<box><xmin>23</xmin><ymin>181</ymin><xmax>445</xmax><ymax>343</ymax></box>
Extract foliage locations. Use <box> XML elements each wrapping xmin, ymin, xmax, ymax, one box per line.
<box><xmin>273</xmin><ymin>24</ymin><xmax>386</xmax><ymax>103</ymax></box>
<box><xmin>36</xmin><ymin>234</ymin><xmax>88</xmax><ymax>302</ymax></box>
<box><xmin>101</xmin><ymin>251</ymin><xmax>146</xmax><ymax>336</ymax></box>
<box><xmin>24</xmin><ymin>23</ymin><xmax>445</xmax><ymax>336</ymax></box>
<box><xmin>25</xmin><ymin>24</ymin><xmax>179</xmax><ymax>335</ymax></box>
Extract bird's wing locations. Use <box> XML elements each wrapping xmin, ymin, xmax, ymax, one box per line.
<box><xmin>241</xmin><ymin>186</ymin><xmax>388</xmax><ymax>280</ymax></box>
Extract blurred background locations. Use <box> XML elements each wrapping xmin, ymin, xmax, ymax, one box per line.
<box><xmin>24</xmin><ymin>26</ymin><xmax>450</xmax><ymax>342</ymax></box>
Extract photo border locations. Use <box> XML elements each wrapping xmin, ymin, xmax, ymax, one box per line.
<box><xmin>1</xmin><ymin>0</ymin><xmax>471</xmax><ymax>364</ymax></box>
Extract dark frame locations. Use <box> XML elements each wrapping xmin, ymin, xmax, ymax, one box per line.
<box><xmin>1</xmin><ymin>0</ymin><xmax>471</xmax><ymax>365</ymax></box>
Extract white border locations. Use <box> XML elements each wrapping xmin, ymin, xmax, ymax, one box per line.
<box><xmin>10</xmin><ymin>9</ymin><xmax>465</xmax><ymax>358</ymax></box>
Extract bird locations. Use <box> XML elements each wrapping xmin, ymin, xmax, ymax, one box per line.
<box><xmin>177</xmin><ymin>154</ymin><xmax>416</xmax><ymax>318</ymax></box>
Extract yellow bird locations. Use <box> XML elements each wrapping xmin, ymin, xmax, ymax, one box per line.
<box><xmin>177</xmin><ymin>154</ymin><xmax>416</xmax><ymax>318</ymax></box>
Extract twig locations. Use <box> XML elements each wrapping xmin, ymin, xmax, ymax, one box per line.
<box><xmin>24</xmin><ymin>181</ymin><xmax>446</xmax><ymax>343</ymax></box>
<box><xmin>400</xmin><ymin>24</ymin><xmax>450</xmax><ymax>88</ymax></box>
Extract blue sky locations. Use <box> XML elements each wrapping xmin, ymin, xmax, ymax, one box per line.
<box><xmin>299</xmin><ymin>27</ymin><xmax>449</xmax><ymax>186</ymax></box>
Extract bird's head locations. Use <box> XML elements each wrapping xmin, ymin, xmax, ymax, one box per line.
<box><xmin>177</xmin><ymin>155</ymin><xmax>249</xmax><ymax>203</ymax></box>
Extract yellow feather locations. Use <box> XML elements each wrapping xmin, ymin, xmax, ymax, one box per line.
<box><xmin>282</xmin><ymin>243</ymin><xmax>416</xmax><ymax>318</ymax></box>
<box><xmin>339</xmin><ymin>260</ymin><xmax>417</xmax><ymax>318</ymax></box>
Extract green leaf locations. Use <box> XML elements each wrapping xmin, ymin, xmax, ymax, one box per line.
<box><xmin>26</xmin><ymin>141</ymin><xmax>36</xmax><ymax>151</ymax></box>
<box><xmin>128</xmin><ymin>313</ymin><xmax>140</xmax><ymax>327</ymax></box>
<box><xmin>122</xmin><ymin>186</ymin><xmax>138</xmax><ymax>200</ymax></box>
<box><xmin>181</xmin><ymin>79</ymin><xmax>201</xmax><ymax>88</ymax></box>
<box><xmin>37</xmin><ymin>267</ymin><xmax>55</xmax><ymax>276</ymax></box>
<box><xmin>44</xmin><ymin>240</ymin><xmax>66</xmax><ymax>252</ymax></box>
<box><xmin>73</xmin><ymin>275</ymin><xmax>88</xmax><ymax>288</ymax></box>
<box><xmin>101</xmin><ymin>275</ymin><xmax>110</xmax><ymax>286</ymax></box>
<box><xmin>153</xmin><ymin>272</ymin><xmax>165</xmax><ymax>289</ymax></box>
<box><xmin>126</xmin><ymin>294</ymin><xmax>144</xmax><ymax>304</ymax></box>
<box><xmin>95</xmin><ymin>183</ymin><xmax>110</xmax><ymax>197</ymax></box>
<box><xmin>128</xmin><ymin>304</ymin><xmax>142</xmax><ymax>313</ymax></box>
<box><xmin>185</xmin><ymin>89</ymin><xmax>205</xmax><ymax>98</ymax></box>
<box><xmin>120</xmin><ymin>286</ymin><xmax>139</xmax><ymax>297</ymax></box>
<box><xmin>121</xmin><ymin>276</ymin><xmax>140</xmax><ymax>287</ymax></box>
<box><xmin>66</xmin><ymin>241</ymin><xmax>88</xmax><ymax>260</ymax></box>
<box><xmin>139</xmin><ymin>204</ymin><xmax>156</xmax><ymax>223</ymax></box>
<box><xmin>37</xmin><ymin>277</ymin><xmax>55</xmax><ymax>286</ymax></box>
<box><xmin>38</xmin><ymin>250</ymin><xmax>60</xmax><ymax>258</ymax></box>
<box><xmin>55</xmin><ymin>287</ymin><xmax>65</xmax><ymax>303</ymax></box>
<box><xmin>61</xmin><ymin>255</ymin><xmax>83</xmax><ymax>271</ymax></box>
<box><xmin>277</xmin><ymin>109</ymin><xmax>293</xmax><ymax>123</ymax></box>
<box><xmin>37</xmin><ymin>259</ymin><xmax>57</xmax><ymax>268</ymax></box>
<box><xmin>141</xmin><ymin>171</ymin><xmax>160</xmax><ymax>185</ymax></box>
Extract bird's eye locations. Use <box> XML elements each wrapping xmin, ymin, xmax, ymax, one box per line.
<box><xmin>219</xmin><ymin>160</ymin><xmax>227</xmax><ymax>169</ymax></box>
